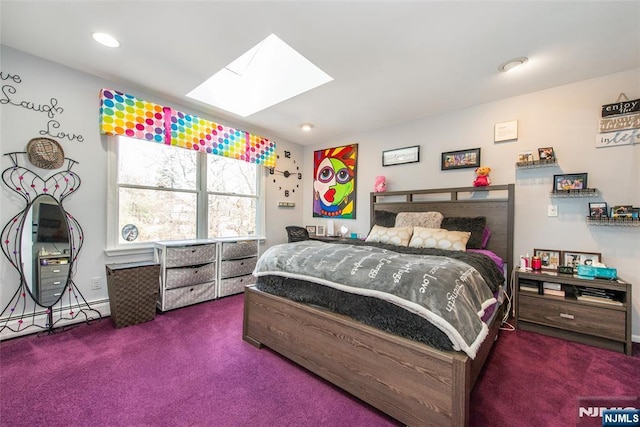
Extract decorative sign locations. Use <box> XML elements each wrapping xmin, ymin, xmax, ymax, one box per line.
<box><xmin>494</xmin><ymin>120</ymin><xmax>518</xmax><ymax>142</ymax></box>
<box><xmin>0</xmin><ymin>70</ymin><xmax>85</xmax><ymax>142</ymax></box>
<box><xmin>599</xmin><ymin>113</ymin><xmax>640</xmax><ymax>133</ymax></box>
<box><xmin>601</xmin><ymin>98</ymin><xmax>640</xmax><ymax>117</ymax></box>
<box><xmin>99</xmin><ymin>88</ymin><xmax>276</xmax><ymax>168</ymax></box>
<box><xmin>597</xmin><ymin>95</ymin><xmax>640</xmax><ymax>148</ymax></box>
<box><xmin>596</xmin><ymin>128</ymin><xmax>640</xmax><ymax>147</ymax></box>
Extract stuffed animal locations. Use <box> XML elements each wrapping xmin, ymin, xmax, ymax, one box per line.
<box><xmin>374</xmin><ymin>175</ymin><xmax>387</xmax><ymax>192</ymax></box>
<box><xmin>473</xmin><ymin>167</ymin><xmax>491</xmax><ymax>187</ymax></box>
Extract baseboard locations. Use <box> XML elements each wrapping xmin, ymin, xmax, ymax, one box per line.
<box><xmin>633</xmin><ymin>334</ymin><xmax>640</xmax><ymax>344</ymax></box>
<box><xmin>0</xmin><ymin>300</ymin><xmax>111</xmax><ymax>341</ymax></box>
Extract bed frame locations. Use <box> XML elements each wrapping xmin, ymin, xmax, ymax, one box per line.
<box><xmin>243</xmin><ymin>185</ymin><xmax>514</xmax><ymax>426</ymax></box>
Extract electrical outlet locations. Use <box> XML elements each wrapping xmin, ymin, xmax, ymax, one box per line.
<box><xmin>91</xmin><ymin>277</ymin><xmax>102</xmax><ymax>290</ymax></box>
<box><xmin>548</xmin><ymin>205</ymin><xmax>558</xmax><ymax>217</ymax></box>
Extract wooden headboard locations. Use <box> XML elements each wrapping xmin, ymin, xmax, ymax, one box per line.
<box><xmin>370</xmin><ymin>184</ymin><xmax>515</xmax><ymax>275</ymax></box>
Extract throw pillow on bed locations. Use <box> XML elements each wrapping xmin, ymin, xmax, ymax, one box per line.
<box><xmin>395</xmin><ymin>211</ymin><xmax>444</xmax><ymax>229</ymax></box>
<box><xmin>365</xmin><ymin>225</ymin><xmax>413</xmax><ymax>246</ymax></box>
<box><xmin>440</xmin><ymin>216</ymin><xmax>486</xmax><ymax>249</ymax></box>
<box><xmin>408</xmin><ymin>227</ymin><xmax>471</xmax><ymax>252</ymax></box>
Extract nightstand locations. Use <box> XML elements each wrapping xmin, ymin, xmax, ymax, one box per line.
<box><xmin>514</xmin><ymin>269</ymin><xmax>632</xmax><ymax>355</ymax></box>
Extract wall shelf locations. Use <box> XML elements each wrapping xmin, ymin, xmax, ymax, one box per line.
<box><xmin>586</xmin><ymin>217</ymin><xmax>640</xmax><ymax>227</ymax></box>
<box><xmin>549</xmin><ymin>188</ymin><xmax>599</xmax><ymax>198</ymax></box>
<box><xmin>515</xmin><ymin>159</ymin><xmax>559</xmax><ymax>169</ymax></box>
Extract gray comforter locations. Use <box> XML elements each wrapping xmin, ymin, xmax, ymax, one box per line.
<box><xmin>254</xmin><ymin>240</ymin><xmax>498</xmax><ymax>358</ymax></box>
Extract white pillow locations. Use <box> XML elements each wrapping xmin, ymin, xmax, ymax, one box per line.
<box><xmin>365</xmin><ymin>225</ymin><xmax>413</xmax><ymax>247</ymax></box>
<box><xmin>395</xmin><ymin>211</ymin><xmax>443</xmax><ymax>229</ymax></box>
<box><xmin>408</xmin><ymin>227</ymin><xmax>470</xmax><ymax>251</ymax></box>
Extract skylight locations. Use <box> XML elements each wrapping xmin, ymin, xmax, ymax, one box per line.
<box><xmin>187</xmin><ymin>34</ymin><xmax>333</xmax><ymax>117</ymax></box>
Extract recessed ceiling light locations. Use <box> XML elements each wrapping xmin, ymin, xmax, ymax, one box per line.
<box><xmin>92</xmin><ymin>32</ymin><xmax>120</xmax><ymax>48</ymax></box>
<box><xmin>498</xmin><ymin>57</ymin><xmax>528</xmax><ymax>73</ymax></box>
<box><xmin>300</xmin><ymin>123</ymin><xmax>314</xmax><ymax>132</ymax></box>
<box><xmin>187</xmin><ymin>33</ymin><xmax>333</xmax><ymax>117</ymax></box>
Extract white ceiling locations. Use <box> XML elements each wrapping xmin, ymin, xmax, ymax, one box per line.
<box><xmin>1</xmin><ymin>1</ymin><xmax>639</xmax><ymax>146</ymax></box>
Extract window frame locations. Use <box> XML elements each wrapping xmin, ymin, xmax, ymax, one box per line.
<box><xmin>106</xmin><ymin>136</ymin><xmax>265</xmax><ymax>253</ymax></box>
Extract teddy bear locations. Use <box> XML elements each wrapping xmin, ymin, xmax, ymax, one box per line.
<box><xmin>374</xmin><ymin>175</ymin><xmax>387</xmax><ymax>192</ymax></box>
<box><xmin>473</xmin><ymin>167</ymin><xmax>491</xmax><ymax>187</ymax></box>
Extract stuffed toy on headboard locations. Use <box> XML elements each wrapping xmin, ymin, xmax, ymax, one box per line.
<box><xmin>473</xmin><ymin>167</ymin><xmax>491</xmax><ymax>187</ymax></box>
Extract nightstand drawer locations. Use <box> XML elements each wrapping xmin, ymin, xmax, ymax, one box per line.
<box><xmin>40</xmin><ymin>264</ymin><xmax>70</xmax><ymax>279</ymax></box>
<box><xmin>519</xmin><ymin>295</ymin><xmax>625</xmax><ymax>341</ymax></box>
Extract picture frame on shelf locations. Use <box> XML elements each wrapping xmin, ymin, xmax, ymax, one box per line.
<box><xmin>610</xmin><ymin>205</ymin><xmax>633</xmax><ymax>218</ymax></box>
<box><xmin>517</xmin><ymin>151</ymin><xmax>533</xmax><ymax>163</ymax></box>
<box><xmin>305</xmin><ymin>225</ymin><xmax>317</xmax><ymax>237</ymax></box>
<box><xmin>316</xmin><ymin>225</ymin><xmax>326</xmax><ymax>237</ymax></box>
<box><xmin>533</xmin><ymin>248</ymin><xmax>561</xmax><ymax>271</ymax></box>
<box><xmin>538</xmin><ymin>147</ymin><xmax>555</xmax><ymax>161</ymax></box>
<box><xmin>632</xmin><ymin>208</ymin><xmax>640</xmax><ymax>219</ymax></box>
<box><xmin>553</xmin><ymin>173</ymin><xmax>588</xmax><ymax>192</ymax></box>
<box><xmin>441</xmin><ymin>148</ymin><xmax>481</xmax><ymax>170</ymax></box>
<box><xmin>589</xmin><ymin>202</ymin><xmax>608</xmax><ymax>218</ymax></box>
<box><xmin>562</xmin><ymin>251</ymin><xmax>601</xmax><ymax>270</ymax></box>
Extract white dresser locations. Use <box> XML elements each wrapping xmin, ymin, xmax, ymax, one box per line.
<box><xmin>154</xmin><ymin>239</ymin><xmax>218</xmax><ymax>311</ymax></box>
<box><xmin>217</xmin><ymin>238</ymin><xmax>260</xmax><ymax>298</ymax></box>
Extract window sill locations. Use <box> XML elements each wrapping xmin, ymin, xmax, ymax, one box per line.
<box><xmin>104</xmin><ymin>245</ymin><xmax>155</xmax><ymax>258</ymax></box>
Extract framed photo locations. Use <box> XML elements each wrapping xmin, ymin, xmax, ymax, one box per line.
<box><xmin>494</xmin><ymin>120</ymin><xmax>518</xmax><ymax>142</ymax></box>
<box><xmin>382</xmin><ymin>145</ymin><xmax>420</xmax><ymax>166</ymax></box>
<box><xmin>538</xmin><ymin>147</ymin><xmax>555</xmax><ymax>161</ymax></box>
<box><xmin>316</xmin><ymin>225</ymin><xmax>326</xmax><ymax>236</ymax></box>
<box><xmin>533</xmin><ymin>248</ymin><xmax>561</xmax><ymax>271</ymax></box>
<box><xmin>553</xmin><ymin>173</ymin><xmax>588</xmax><ymax>192</ymax></box>
<box><xmin>305</xmin><ymin>225</ymin><xmax>317</xmax><ymax>237</ymax></box>
<box><xmin>517</xmin><ymin>151</ymin><xmax>533</xmax><ymax>163</ymax></box>
<box><xmin>562</xmin><ymin>251</ymin><xmax>601</xmax><ymax>270</ymax></box>
<box><xmin>632</xmin><ymin>208</ymin><xmax>640</xmax><ymax>219</ymax></box>
<box><xmin>610</xmin><ymin>205</ymin><xmax>633</xmax><ymax>218</ymax></box>
<box><xmin>441</xmin><ymin>148</ymin><xmax>481</xmax><ymax>170</ymax></box>
<box><xmin>588</xmin><ymin>202</ymin><xmax>608</xmax><ymax>218</ymax></box>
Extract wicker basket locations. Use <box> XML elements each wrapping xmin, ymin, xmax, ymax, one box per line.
<box><xmin>106</xmin><ymin>261</ymin><xmax>160</xmax><ymax>328</ymax></box>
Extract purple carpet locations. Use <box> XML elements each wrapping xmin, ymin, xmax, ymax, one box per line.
<box><xmin>1</xmin><ymin>294</ymin><xmax>638</xmax><ymax>426</ymax></box>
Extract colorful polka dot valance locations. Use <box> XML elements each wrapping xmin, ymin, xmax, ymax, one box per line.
<box><xmin>99</xmin><ymin>88</ymin><xmax>276</xmax><ymax>168</ymax></box>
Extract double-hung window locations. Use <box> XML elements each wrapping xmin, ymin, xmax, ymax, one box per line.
<box><xmin>110</xmin><ymin>136</ymin><xmax>262</xmax><ymax>248</ymax></box>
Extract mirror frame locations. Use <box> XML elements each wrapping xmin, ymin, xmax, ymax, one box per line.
<box><xmin>1</xmin><ymin>152</ymin><xmax>100</xmax><ymax>334</ymax></box>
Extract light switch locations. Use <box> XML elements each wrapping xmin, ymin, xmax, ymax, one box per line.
<box><xmin>548</xmin><ymin>205</ymin><xmax>558</xmax><ymax>217</ymax></box>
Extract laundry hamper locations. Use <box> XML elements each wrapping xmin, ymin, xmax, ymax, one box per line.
<box><xmin>106</xmin><ymin>261</ymin><xmax>160</xmax><ymax>328</ymax></box>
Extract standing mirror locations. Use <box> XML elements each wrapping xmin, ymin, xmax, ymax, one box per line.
<box><xmin>23</xmin><ymin>194</ymin><xmax>72</xmax><ymax>307</ymax></box>
<box><xmin>1</xmin><ymin>151</ymin><xmax>100</xmax><ymax>334</ymax></box>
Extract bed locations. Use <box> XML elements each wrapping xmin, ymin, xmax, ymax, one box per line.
<box><xmin>243</xmin><ymin>185</ymin><xmax>514</xmax><ymax>426</ymax></box>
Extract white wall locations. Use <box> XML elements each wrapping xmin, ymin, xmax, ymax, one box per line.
<box><xmin>0</xmin><ymin>46</ymin><xmax>302</xmax><ymax>334</ymax></box>
<box><xmin>302</xmin><ymin>68</ymin><xmax>640</xmax><ymax>339</ymax></box>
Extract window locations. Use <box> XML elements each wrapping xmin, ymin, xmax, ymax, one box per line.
<box><xmin>110</xmin><ymin>136</ymin><xmax>262</xmax><ymax>247</ymax></box>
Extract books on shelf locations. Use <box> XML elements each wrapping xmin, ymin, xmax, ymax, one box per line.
<box><xmin>520</xmin><ymin>285</ymin><xmax>539</xmax><ymax>293</ymax></box>
<box><xmin>543</xmin><ymin>282</ymin><xmax>562</xmax><ymax>291</ymax></box>
<box><xmin>543</xmin><ymin>288</ymin><xmax>566</xmax><ymax>297</ymax></box>
<box><xmin>576</xmin><ymin>294</ymin><xmax>623</xmax><ymax>306</ymax></box>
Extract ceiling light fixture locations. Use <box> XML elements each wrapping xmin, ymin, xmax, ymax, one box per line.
<box><xmin>92</xmin><ymin>32</ymin><xmax>120</xmax><ymax>48</ymax></box>
<box><xmin>498</xmin><ymin>57</ymin><xmax>528</xmax><ymax>73</ymax></box>
<box><xmin>300</xmin><ymin>123</ymin><xmax>314</xmax><ymax>132</ymax></box>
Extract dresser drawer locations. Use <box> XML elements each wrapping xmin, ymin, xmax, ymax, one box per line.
<box><xmin>40</xmin><ymin>264</ymin><xmax>70</xmax><ymax>279</ymax></box>
<box><xmin>218</xmin><ymin>274</ymin><xmax>254</xmax><ymax>297</ymax></box>
<box><xmin>220</xmin><ymin>241</ymin><xmax>258</xmax><ymax>260</ymax></box>
<box><xmin>159</xmin><ymin>281</ymin><xmax>216</xmax><ymax>311</ymax></box>
<box><xmin>519</xmin><ymin>295</ymin><xmax>625</xmax><ymax>341</ymax></box>
<box><xmin>164</xmin><ymin>244</ymin><xmax>216</xmax><ymax>268</ymax></box>
<box><xmin>165</xmin><ymin>262</ymin><xmax>216</xmax><ymax>289</ymax></box>
<box><xmin>220</xmin><ymin>257</ymin><xmax>257</xmax><ymax>279</ymax></box>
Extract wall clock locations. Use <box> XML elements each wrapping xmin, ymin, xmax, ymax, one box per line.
<box><xmin>270</xmin><ymin>150</ymin><xmax>302</xmax><ymax>197</ymax></box>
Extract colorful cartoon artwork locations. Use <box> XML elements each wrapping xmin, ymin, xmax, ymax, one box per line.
<box><xmin>313</xmin><ymin>144</ymin><xmax>358</xmax><ymax>219</ymax></box>
<box><xmin>98</xmin><ymin>89</ymin><xmax>276</xmax><ymax>168</ymax></box>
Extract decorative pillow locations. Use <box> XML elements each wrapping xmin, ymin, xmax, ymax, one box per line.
<box><xmin>440</xmin><ymin>216</ymin><xmax>487</xmax><ymax>249</ymax></box>
<box><xmin>365</xmin><ymin>225</ymin><xmax>413</xmax><ymax>247</ymax></box>
<box><xmin>408</xmin><ymin>227</ymin><xmax>470</xmax><ymax>252</ymax></box>
<box><xmin>372</xmin><ymin>210</ymin><xmax>398</xmax><ymax>228</ymax></box>
<box><xmin>481</xmin><ymin>227</ymin><xmax>492</xmax><ymax>249</ymax></box>
<box><xmin>395</xmin><ymin>211</ymin><xmax>443</xmax><ymax>229</ymax></box>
